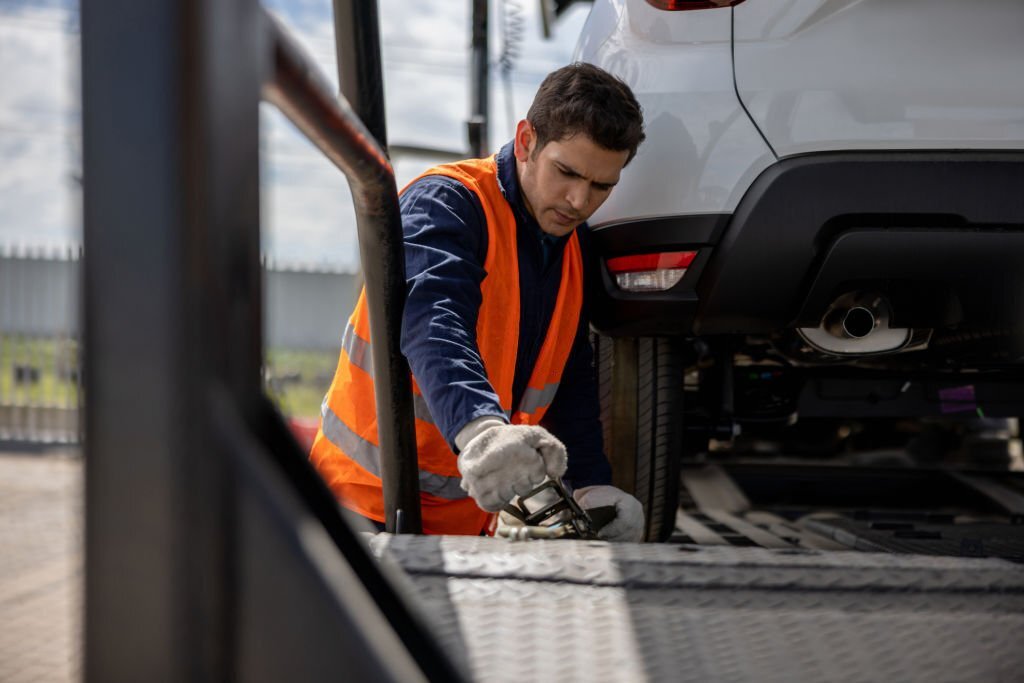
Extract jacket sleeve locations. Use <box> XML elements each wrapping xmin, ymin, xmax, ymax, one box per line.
<box><xmin>540</xmin><ymin>227</ymin><xmax>612</xmax><ymax>490</ymax></box>
<box><xmin>398</xmin><ymin>176</ymin><xmax>508</xmax><ymax>450</ymax></box>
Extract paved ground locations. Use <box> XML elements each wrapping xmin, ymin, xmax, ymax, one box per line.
<box><xmin>0</xmin><ymin>447</ymin><xmax>82</xmax><ymax>682</ymax></box>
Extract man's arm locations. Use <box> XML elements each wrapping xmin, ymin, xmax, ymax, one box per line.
<box><xmin>400</xmin><ymin>176</ymin><xmax>567</xmax><ymax>511</ymax></box>
<box><xmin>540</xmin><ymin>323</ymin><xmax>612</xmax><ymax>490</ymax></box>
<box><xmin>399</xmin><ymin>176</ymin><xmax>508</xmax><ymax>448</ymax></box>
<box><xmin>538</xmin><ymin>329</ymin><xmax>646</xmax><ymax>542</ymax></box>
<box><xmin>539</xmin><ymin>230</ymin><xmax>644</xmax><ymax>542</ymax></box>
<box><xmin>545</xmin><ymin>334</ymin><xmax>645</xmax><ymax>543</ymax></box>
<box><xmin>541</xmin><ymin>225</ymin><xmax>611</xmax><ymax>489</ymax></box>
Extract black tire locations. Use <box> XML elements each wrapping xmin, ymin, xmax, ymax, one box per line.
<box><xmin>593</xmin><ymin>332</ymin><xmax>685</xmax><ymax>542</ymax></box>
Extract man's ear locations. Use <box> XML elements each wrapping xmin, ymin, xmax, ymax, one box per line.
<box><xmin>513</xmin><ymin>119</ymin><xmax>534</xmax><ymax>162</ymax></box>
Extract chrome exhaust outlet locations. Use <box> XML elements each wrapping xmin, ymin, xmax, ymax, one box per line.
<box><xmin>825</xmin><ymin>305</ymin><xmax>877</xmax><ymax>339</ymax></box>
<box><xmin>799</xmin><ymin>293</ymin><xmax>910</xmax><ymax>355</ymax></box>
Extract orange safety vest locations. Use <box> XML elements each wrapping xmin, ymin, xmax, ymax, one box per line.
<box><xmin>310</xmin><ymin>155</ymin><xmax>584</xmax><ymax>535</ymax></box>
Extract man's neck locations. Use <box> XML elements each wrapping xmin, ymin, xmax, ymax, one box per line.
<box><xmin>513</xmin><ymin>155</ymin><xmax>538</xmax><ymax>224</ymax></box>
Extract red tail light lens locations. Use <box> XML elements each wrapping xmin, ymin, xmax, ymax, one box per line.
<box><xmin>607</xmin><ymin>251</ymin><xmax>697</xmax><ymax>272</ymax></box>
<box><xmin>645</xmin><ymin>0</ymin><xmax>746</xmax><ymax>10</ymax></box>
<box><xmin>606</xmin><ymin>251</ymin><xmax>697</xmax><ymax>292</ymax></box>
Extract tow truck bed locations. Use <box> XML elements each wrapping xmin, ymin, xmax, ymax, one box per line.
<box><xmin>371</xmin><ymin>535</ymin><xmax>1024</xmax><ymax>683</ymax></box>
<box><xmin>371</xmin><ymin>462</ymin><xmax>1024</xmax><ymax>682</ymax></box>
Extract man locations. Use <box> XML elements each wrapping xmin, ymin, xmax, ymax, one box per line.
<box><xmin>311</xmin><ymin>63</ymin><xmax>646</xmax><ymax>541</ymax></box>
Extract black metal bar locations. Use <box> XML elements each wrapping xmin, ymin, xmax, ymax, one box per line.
<box><xmin>469</xmin><ymin>0</ymin><xmax>489</xmax><ymax>157</ymax></box>
<box><xmin>83</xmin><ymin>0</ymin><xmax>184</xmax><ymax>675</ymax></box>
<box><xmin>83</xmin><ymin>0</ymin><xmax>263</xmax><ymax>676</ymax></box>
<box><xmin>241</xmin><ymin>392</ymin><xmax>469</xmax><ymax>682</ymax></box>
<box><xmin>262</xmin><ymin>13</ymin><xmax>422</xmax><ymax>534</ymax></box>
<box><xmin>83</xmin><ymin>0</ymin><xmax>454</xmax><ymax>677</ymax></box>
<box><xmin>210</xmin><ymin>388</ymin><xmax>457</xmax><ymax>682</ymax></box>
<box><xmin>332</xmin><ymin>0</ymin><xmax>389</xmax><ymax>150</ymax></box>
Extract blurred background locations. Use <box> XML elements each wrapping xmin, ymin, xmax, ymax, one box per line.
<box><xmin>0</xmin><ymin>2</ymin><xmax>588</xmax><ymax>680</ymax></box>
<box><xmin>0</xmin><ymin>0</ymin><xmax>590</xmax><ymax>442</ymax></box>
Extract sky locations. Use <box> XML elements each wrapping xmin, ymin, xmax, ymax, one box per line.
<box><xmin>0</xmin><ymin>0</ymin><xmax>590</xmax><ymax>270</ymax></box>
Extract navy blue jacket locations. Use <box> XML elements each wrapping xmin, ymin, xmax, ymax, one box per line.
<box><xmin>398</xmin><ymin>141</ymin><xmax>612</xmax><ymax>490</ymax></box>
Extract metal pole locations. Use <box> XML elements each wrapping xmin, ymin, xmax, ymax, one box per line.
<box><xmin>272</xmin><ymin>12</ymin><xmax>422</xmax><ymax>534</ymax></box>
<box><xmin>83</xmin><ymin>0</ymin><xmax>263</xmax><ymax>675</ymax></box>
<box><xmin>332</xmin><ymin>0</ymin><xmax>389</xmax><ymax>150</ymax></box>
<box><xmin>469</xmin><ymin>0</ymin><xmax>489</xmax><ymax>157</ymax></box>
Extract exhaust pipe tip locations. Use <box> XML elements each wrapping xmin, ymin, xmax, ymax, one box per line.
<box><xmin>842</xmin><ymin>306</ymin><xmax>876</xmax><ymax>338</ymax></box>
<box><xmin>825</xmin><ymin>304</ymin><xmax>878</xmax><ymax>339</ymax></box>
<box><xmin>798</xmin><ymin>292</ymin><xmax>915</xmax><ymax>356</ymax></box>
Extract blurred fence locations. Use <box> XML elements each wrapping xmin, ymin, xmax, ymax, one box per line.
<box><xmin>0</xmin><ymin>245</ymin><xmax>83</xmax><ymax>444</ymax></box>
<box><xmin>263</xmin><ymin>261</ymin><xmax>359</xmax><ymax>350</ymax></box>
<box><xmin>0</xmin><ymin>245</ymin><xmax>358</xmax><ymax>444</ymax></box>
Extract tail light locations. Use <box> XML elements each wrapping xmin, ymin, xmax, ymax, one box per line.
<box><xmin>645</xmin><ymin>0</ymin><xmax>746</xmax><ymax>9</ymax></box>
<box><xmin>606</xmin><ymin>251</ymin><xmax>697</xmax><ymax>292</ymax></box>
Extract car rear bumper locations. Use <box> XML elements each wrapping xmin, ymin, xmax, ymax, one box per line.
<box><xmin>589</xmin><ymin>151</ymin><xmax>1024</xmax><ymax>338</ymax></box>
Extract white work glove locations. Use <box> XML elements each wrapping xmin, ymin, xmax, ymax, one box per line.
<box><xmin>573</xmin><ymin>485</ymin><xmax>645</xmax><ymax>542</ymax></box>
<box><xmin>456</xmin><ymin>419</ymin><xmax>568</xmax><ymax>512</ymax></box>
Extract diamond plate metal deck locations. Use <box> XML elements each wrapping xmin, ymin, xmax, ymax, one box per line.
<box><xmin>371</xmin><ymin>534</ymin><xmax>1024</xmax><ymax>683</ymax></box>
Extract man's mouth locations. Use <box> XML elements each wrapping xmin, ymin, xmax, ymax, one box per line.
<box><xmin>552</xmin><ymin>209</ymin><xmax>578</xmax><ymax>225</ymax></box>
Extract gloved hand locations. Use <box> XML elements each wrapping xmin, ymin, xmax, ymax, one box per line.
<box><xmin>573</xmin><ymin>485</ymin><xmax>645</xmax><ymax>542</ymax></box>
<box><xmin>456</xmin><ymin>421</ymin><xmax>568</xmax><ymax>512</ymax></box>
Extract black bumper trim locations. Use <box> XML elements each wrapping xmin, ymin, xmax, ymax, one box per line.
<box><xmin>587</xmin><ymin>151</ymin><xmax>1024</xmax><ymax>337</ymax></box>
<box><xmin>696</xmin><ymin>150</ymin><xmax>1024</xmax><ymax>334</ymax></box>
<box><xmin>587</xmin><ymin>214</ymin><xmax>729</xmax><ymax>336</ymax></box>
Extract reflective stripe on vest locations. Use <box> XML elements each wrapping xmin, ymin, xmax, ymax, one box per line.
<box><xmin>342</xmin><ymin>319</ymin><xmax>561</xmax><ymax>420</ymax></box>
<box><xmin>518</xmin><ymin>382</ymin><xmax>560</xmax><ymax>416</ymax></box>
<box><xmin>318</xmin><ymin>398</ymin><xmax>467</xmax><ymax>500</ymax></box>
<box><xmin>310</xmin><ymin>154</ymin><xmax>583</xmax><ymax>534</ymax></box>
<box><xmin>340</xmin><ymin>320</ymin><xmax>437</xmax><ymax>425</ymax></box>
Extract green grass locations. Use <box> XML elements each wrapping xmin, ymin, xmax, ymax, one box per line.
<box><xmin>0</xmin><ymin>334</ymin><xmax>81</xmax><ymax>406</ymax></box>
<box><xmin>0</xmin><ymin>334</ymin><xmax>337</xmax><ymax>418</ymax></box>
<box><xmin>265</xmin><ymin>347</ymin><xmax>339</xmax><ymax>418</ymax></box>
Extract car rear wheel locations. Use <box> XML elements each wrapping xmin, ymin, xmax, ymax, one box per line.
<box><xmin>593</xmin><ymin>333</ymin><xmax>685</xmax><ymax>542</ymax></box>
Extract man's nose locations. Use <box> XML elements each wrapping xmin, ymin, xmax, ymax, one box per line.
<box><xmin>566</xmin><ymin>182</ymin><xmax>588</xmax><ymax>213</ymax></box>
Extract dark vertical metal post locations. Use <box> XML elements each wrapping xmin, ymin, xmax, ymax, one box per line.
<box><xmin>83</xmin><ymin>0</ymin><xmax>262</xmax><ymax>677</ymax></box>
<box><xmin>330</xmin><ymin>1</ymin><xmax>421</xmax><ymax>534</ymax></box>
<box><xmin>81</xmin><ymin>0</ymin><xmax>458</xmax><ymax>676</ymax></box>
<box><xmin>83</xmin><ymin>2</ymin><xmax>190</xmax><ymax>675</ymax></box>
<box><xmin>469</xmin><ymin>0</ymin><xmax>490</xmax><ymax>157</ymax></box>
<box><xmin>332</xmin><ymin>0</ymin><xmax>389</xmax><ymax>148</ymax></box>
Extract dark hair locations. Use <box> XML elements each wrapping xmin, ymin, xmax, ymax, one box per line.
<box><xmin>526</xmin><ymin>62</ymin><xmax>645</xmax><ymax>164</ymax></box>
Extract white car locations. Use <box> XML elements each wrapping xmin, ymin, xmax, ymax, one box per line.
<box><xmin>575</xmin><ymin>0</ymin><xmax>1024</xmax><ymax>540</ymax></box>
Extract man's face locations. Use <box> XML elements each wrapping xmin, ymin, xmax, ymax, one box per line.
<box><xmin>514</xmin><ymin>120</ymin><xmax>630</xmax><ymax>237</ymax></box>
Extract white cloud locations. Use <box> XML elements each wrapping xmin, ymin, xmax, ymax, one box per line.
<box><xmin>259</xmin><ymin>104</ymin><xmax>359</xmax><ymax>270</ymax></box>
<box><xmin>0</xmin><ymin>6</ymin><xmax>80</xmax><ymax>250</ymax></box>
